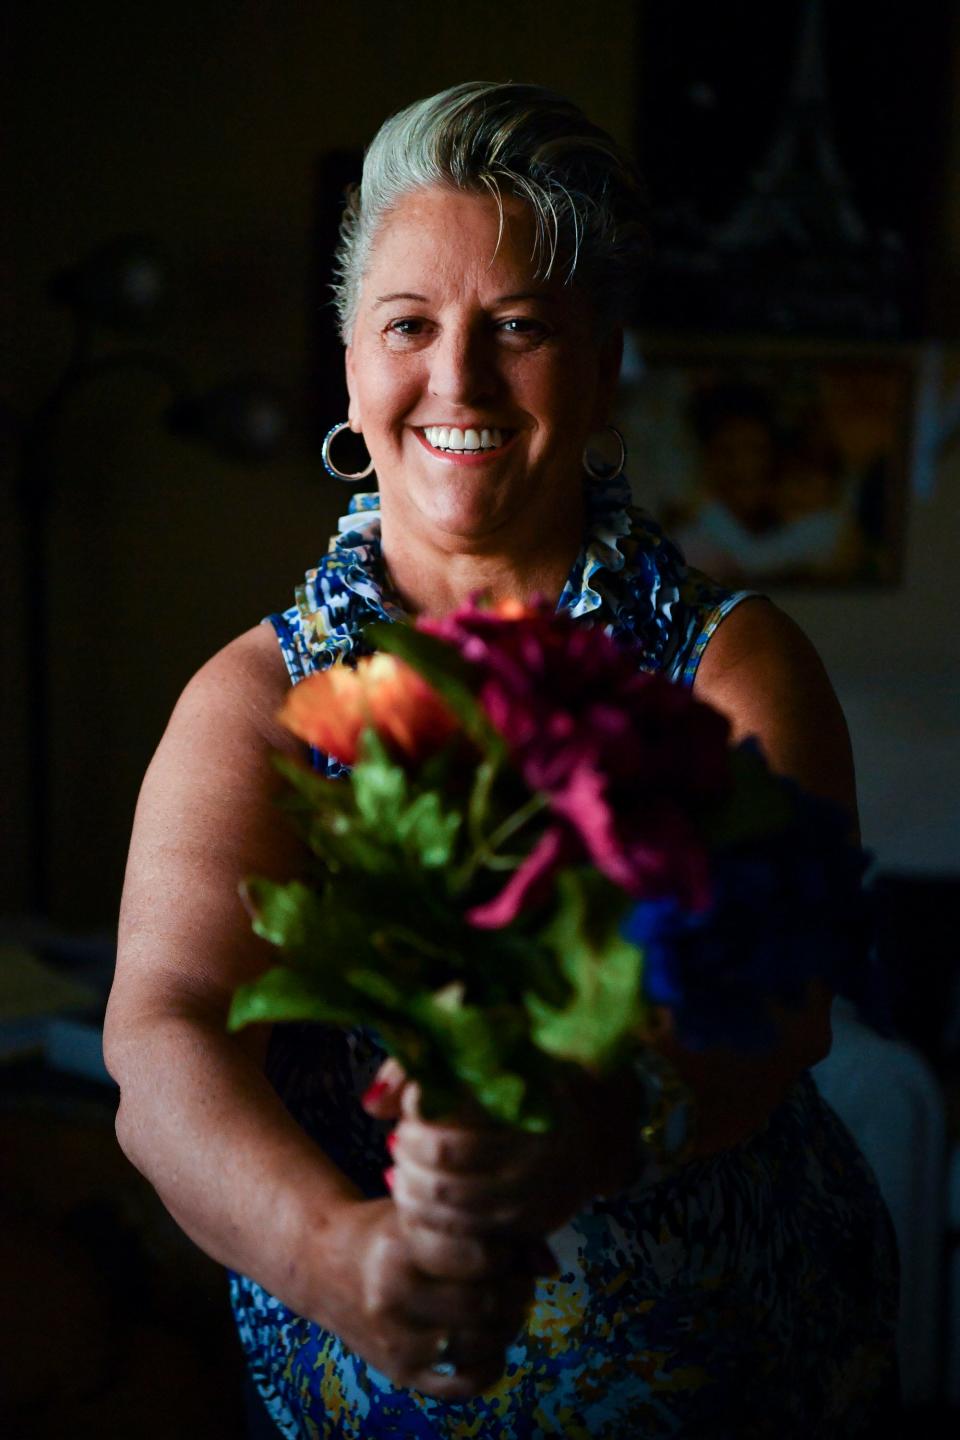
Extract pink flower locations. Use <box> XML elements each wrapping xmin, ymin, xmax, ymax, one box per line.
<box><xmin>467</xmin><ymin>825</ymin><xmax>572</xmax><ymax>928</ymax></box>
<box><xmin>422</xmin><ymin>599</ymin><xmax>731</xmax><ymax>924</ymax></box>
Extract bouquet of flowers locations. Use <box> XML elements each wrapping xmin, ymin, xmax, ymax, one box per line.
<box><xmin>228</xmin><ymin>600</ymin><xmax>871</xmax><ymax>1136</ymax></box>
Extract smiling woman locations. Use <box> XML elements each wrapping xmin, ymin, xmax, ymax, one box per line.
<box><xmin>105</xmin><ymin>82</ymin><xmax>899</xmax><ymax>1439</ymax></box>
<box><xmin>342</xmin><ymin>187</ymin><xmax>620</xmax><ymax>604</ymax></box>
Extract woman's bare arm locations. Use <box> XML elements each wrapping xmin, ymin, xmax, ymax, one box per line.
<box><xmin>659</xmin><ymin>595</ymin><xmax>858</xmax><ymax>1153</ymax></box>
<box><xmin>104</xmin><ymin>625</ymin><xmax>533</xmax><ymax>1394</ymax></box>
<box><xmin>692</xmin><ymin>596</ymin><xmax>859</xmax><ymax>838</ymax></box>
<box><xmin>104</xmin><ymin>625</ymin><xmax>364</xmax><ymax>1315</ymax></box>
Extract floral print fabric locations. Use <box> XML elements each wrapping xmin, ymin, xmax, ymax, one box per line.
<box><xmin>266</xmin><ymin>476</ymin><xmax>762</xmax><ymax>734</ymax></box>
<box><xmin>229</xmin><ymin>478</ymin><xmax>898</xmax><ymax>1436</ymax></box>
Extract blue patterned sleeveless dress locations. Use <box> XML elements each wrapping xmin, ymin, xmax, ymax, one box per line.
<box><xmin>230</xmin><ymin>476</ymin><xmax>899</xmax><ymax>1438</ymax></box>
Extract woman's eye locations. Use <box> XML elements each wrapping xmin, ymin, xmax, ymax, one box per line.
<box><xmin>498</xmin><ymin>317</ymin><xmax>549</xmax><ymax>341</ymax></box>
<box><xmin>385</xmin><ymin>318</ymin><xmax>428</xmax><ymax>339</ymax></box>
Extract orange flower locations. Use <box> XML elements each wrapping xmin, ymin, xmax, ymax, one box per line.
<box><xmin>279</xmin><ymin>664</ymin><xmax>370</xmax><ymax>765</ymax></box>
<box><xmin>490</xmin><ymin>598</ymin><xmax>534</xmax><ymax>620</ymax></box>
<box><xmin>279</xmin><ymin>654</ymin><xmax>459</xmax><ymax>766</ymax></box>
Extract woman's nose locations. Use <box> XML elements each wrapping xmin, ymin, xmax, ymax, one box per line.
<box><xmin>427</xmin><ymin>328</ymin><xmax>497</xmax><ymax>407</ymax></box>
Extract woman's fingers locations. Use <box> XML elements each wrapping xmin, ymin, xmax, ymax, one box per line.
<box><xmin>395</xmin><ymin>1113</ymin><xmax>536</xmax><ymax>1176</ymax></box>
<box><xmin>369</xmin><ymin>1254</ymin><xmax>530</xmax><ymax>1338</ymax></box>
<box><xmin>399</xmin><ymin>1218</ymin><xmax>520</xmax><ymax>1280</ymax></box>
<box><xmin>392</xmin><ymin>1116</ymin><xmax>562</xmax><ymax>1233</ymax></box>
<box><xmin>391</xmin><ymin>1069</ymin><xmax>638</xmax><ymax>1238</ymax></box>
<box><xmin>382</xmin><ymin>1073</ymin><xmax>635</xmax><ymax>1255</ymax></box>
<box><xmin>361</xmin><ymin>1057</ymin><xmax>409</xmax><ymax>1119</ymax></box>
<box><xmin>409</xmin><ymin>1347</ymin><xmax>514</xmax><ymax>1400</ymax></box>
<box><xmin>383</xmin><ymin>1270</ymin><xmax>533</xmax><ymax>1333</ymax></box>
<box><xmin>356</xmin><ymin>1204</ymin><xmax>535</xmax><ymax>1397</ymax></box>
<box><xmin>390</xmin><ymin>1153</ymin><xmax>524</xmax><ymax>1234</ymax></box>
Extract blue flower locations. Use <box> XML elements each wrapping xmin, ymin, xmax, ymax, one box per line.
<box><xmin>623</xmin><ymin>788</ymin><xmax>874</xmax><ymax>1051</ymax></box>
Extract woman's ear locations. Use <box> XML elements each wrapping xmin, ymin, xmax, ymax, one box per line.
<box><xmin>344</xmin><ymin>346</ymin><xmax>361</xmax><ymax>431</ymax></box>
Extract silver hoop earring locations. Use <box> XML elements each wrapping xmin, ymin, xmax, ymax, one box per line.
<box><xmin>582</xmin><ymin>424</ymin><xmax>626</xmax><ymax>482</ymax></box>
<box><xmin>321</xmin><ymin>421</ymin><xmax>375</xmax><ymax>482</ymax></box>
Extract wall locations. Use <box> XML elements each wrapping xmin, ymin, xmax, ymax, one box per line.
<box><xmin>779</xmin><ymin>446</ymin><xmax>960</xmax><ymax>876</ymax></box>
<box><xmin>4</xmin><ymin>0</ymin><xmax>957</xmax><ymax>929</ymax></box>
<box><xmin>4</xmin><ymin>0</ymin><xmax>638</xmax><ymax>925</ymax></box>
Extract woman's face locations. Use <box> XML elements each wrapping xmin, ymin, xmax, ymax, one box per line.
<box><xmin>345</xmin><ymin>186</ymin><xmax>621</xmax><ymax>548</ymax></box>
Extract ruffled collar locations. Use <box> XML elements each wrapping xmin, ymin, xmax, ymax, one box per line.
<box><xmin>295</xmin><ymin>473</ymin><xmax>686</xmax><ymax>670</ymax></box>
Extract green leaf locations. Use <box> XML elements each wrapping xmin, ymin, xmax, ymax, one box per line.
<box><xmin>242</xmin><ymin>873</ymin><xmax>391</xmax><ymax>989</ymax></box>
<box><xmin>351</xmin><ymin>729</ymin><xmax>408</xmax><ymax>825</ymax></box>
<box><xmin>270</xmin><ymin>755</ymin><xmax>387</xmax><ymax>873</ymax></box>
<box><xmin>344</xmin><ymin>967</ymin><xmax>406</xmax><ymax>1008</ymax></box>
<box><xmin>405</xmin><ymin>982</ymin><xmax>542</xmax><ymax>1128</ymax></box>
<box><xmin>310</xmin><ymin>884</ymin><xmax>392</xmax><ymax>969</ymax></box>
<box><xmin>303</xmin><ymin>819</ymin><xmax>390</xmax><ymax>875</ymax></box>
<box><xmin>364</xmin><ymin>621</ymin><xmax>504</xmax><ymax>755</ymax></box>
<box><xmin>526</xmin><ymin>870</ymin><xmax>647</xmax><ymax>1070</ymax></box>
<box><xmin>333</xmin><ymin>731</ymin><xmax>465</xmax><ymax>873</ymax></box>
<box><xmin>371</xmin><ymin>922</ymin><xmax>460</xmax><ymax>976</ymax></box>
<box><xmin>272</xmin><ymin>753</ymin><xmax>348</xmax><ymax>810</ymax></box>
<box><xmin>228</xmin><ymin>965</ymin><xmax>363</xmax><ymax>1031</ymax></box>
<box><xmin>269</xmin><ymin>749</ymin><xmax>405</xmax><ymax>875</ymax></box>
<box><xmin>241</xmin><ymin>877</ymin><xmax>320</xmax><ymax>951</ymax></box>
<box><xmin>395</xmin><ymin>790</ymin><xmax>462</xmax><ymax>868</ymax></box>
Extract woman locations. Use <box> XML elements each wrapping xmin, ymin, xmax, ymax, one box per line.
<box><xmin>104</xmin><ymin>83</ymin><xmax>898</xmax><ymax>1437</ymax></box>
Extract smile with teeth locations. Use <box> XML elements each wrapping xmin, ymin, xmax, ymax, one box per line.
<box><xmin>421</xmin><ymin>425</ymin><xmax>509</xmax><ymax>453</ymax></box>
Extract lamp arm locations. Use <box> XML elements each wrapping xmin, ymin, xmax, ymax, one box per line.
<box><xmin>18</xmin><ymin>344</ymin><xmax>192</xmax><ymax>511</ymax></box>
<box><xmin>13</xmin><ymin>329</ymin><xmax>192</xmax><ymax>916</ymax></box>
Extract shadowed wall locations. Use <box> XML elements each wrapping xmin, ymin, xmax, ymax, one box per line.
<box><xmin>3</xmin><ymin>0</ymin><xmax>958</xmax><ymax>929</ymax></box>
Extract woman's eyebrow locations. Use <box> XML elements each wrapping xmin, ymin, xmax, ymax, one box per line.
<box><xmin>495</xmin><ymin>290</ymin><xmax>558</xmax><ymax>304</ymax></box>
<box><xmin>374</xmin><ymin>292</ymin><xmax>429</xmax><ymax>307</ymax></box>
<box><xmin>373</xmin><ymin>289</ymin><xmax>558</xmax><ymax>307</ymax></box>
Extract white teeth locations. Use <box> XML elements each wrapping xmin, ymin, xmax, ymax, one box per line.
<box><xmin>422</xmin><ymin>425</ymin><xmax>508</xmax><ymax>451</ymax></box>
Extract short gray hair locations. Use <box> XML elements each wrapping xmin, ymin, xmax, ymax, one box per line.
<box><xmin>332</xmin><ymin>80</ymin><xmax>649</xmax><ymax>342</ymax></box>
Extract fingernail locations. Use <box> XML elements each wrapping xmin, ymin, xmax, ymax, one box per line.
<box><xmin>362</xmin><ymin>1079</ymin><xmax>390</xmax><ymax>1108</ymax></box>
<box><xmin>386</xmin><ymin>1130</ymin><xmax>398</xmax><ymax>1156</ymax></box>
<box><xmin>383</xmin><ymin>1165</ymin><xmax>396</xmax><ymax>1192</ymax></box>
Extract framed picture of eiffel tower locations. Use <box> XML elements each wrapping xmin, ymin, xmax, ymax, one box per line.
<box><xmin>635</xmin><ymin>0</ymin><xmax>954</xmax><ymax>339</ymax></box>
<box><xmin>619</xmin><ymin>336</ymin><xmax>912</xmax><ymax>586</ymax></box>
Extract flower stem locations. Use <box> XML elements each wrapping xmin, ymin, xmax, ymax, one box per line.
<box><xmin>485</xmin><ymin>790</ymin><xmax>550</xmax><ymax>854</ymax></box>
<box><xmin>468</xmin><ymin>757</ymin><xmax>499</xmax><ymax>849</ymax></box>
<box><xmin>454</xmin><ymin>789</ymin><xmax>550</xmax><ymax>892</ymax></box>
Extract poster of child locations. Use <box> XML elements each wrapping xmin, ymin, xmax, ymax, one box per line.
<box><xmin>620</xmin><ymin>350</ymin><xmax>910</xmax><ymax>585</ymax></box>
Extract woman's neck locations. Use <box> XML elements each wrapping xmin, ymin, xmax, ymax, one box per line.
<box><xmin>378</xmin><ymin>492</ymin><xmax>586</xmax><ymax>619</ymax></box>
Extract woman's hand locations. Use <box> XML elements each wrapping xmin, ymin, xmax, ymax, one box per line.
<box><xmin>363</xmin><ymin>1060</ymin><xmax>646</xmax><ymax>1274</ymax></box>
<box><xmin>310</xmin><ymin>1195</ymin><xmax>535</xmax><ymax>1398</ymax></box>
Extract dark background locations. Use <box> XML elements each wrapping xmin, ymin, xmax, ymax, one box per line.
<box><xmin>3</xmin><ymin>1</ymin><xmax>959</xmax><ymax>1433</ymax></box>
<box><xmin>4</xmin><ymin>0</ymin><xmax>648</xmax><ymax>928</ymax></box>
<box><xmin>4</xmin><ymin>0</ymin><xmax>960</xmax><ymax>929</ymax></box>
<box><xmin>638</xmin><ymin>1</ymin><xmax>953</xmax><ymax>244</ymax></box>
